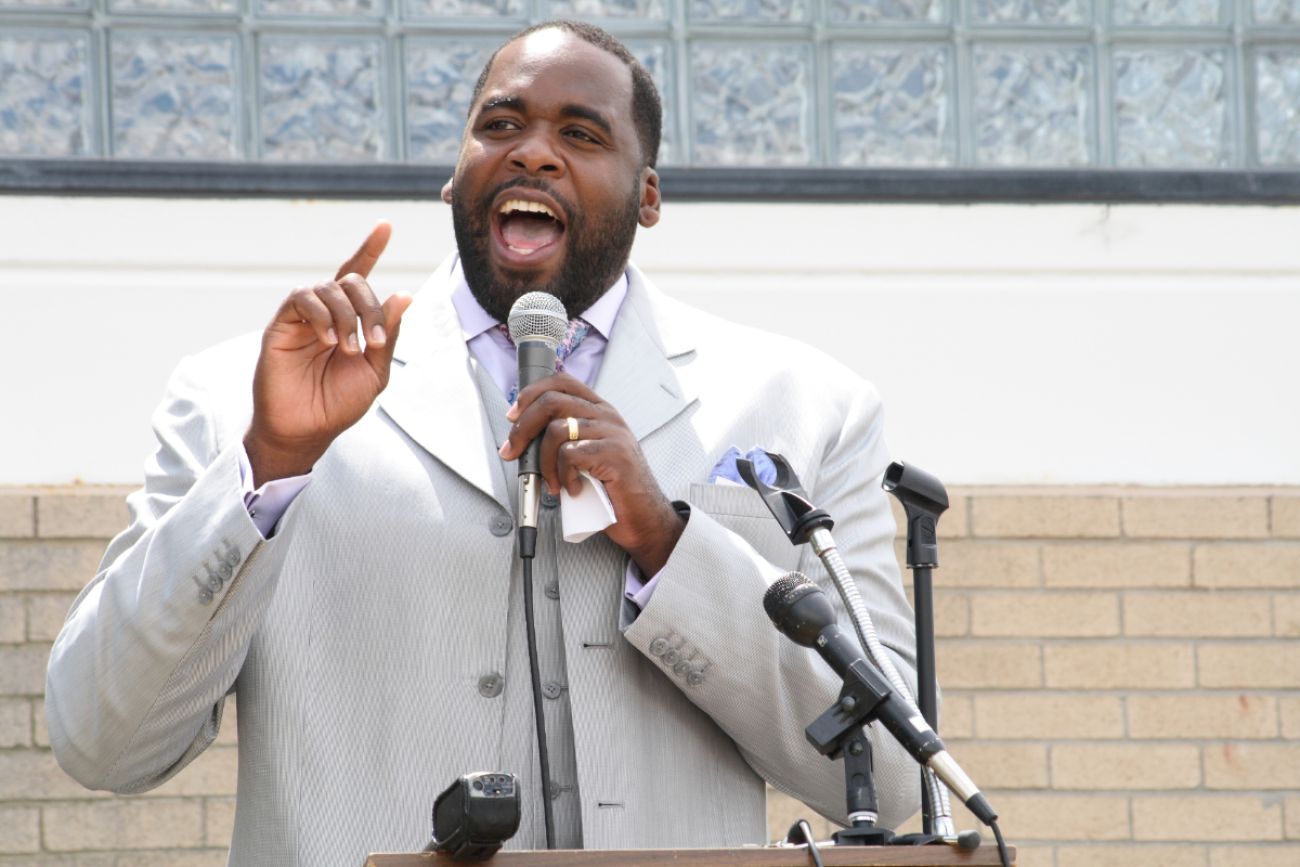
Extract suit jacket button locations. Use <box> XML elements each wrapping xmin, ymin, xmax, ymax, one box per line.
<box><xmin>477</xmin><ymin>673</ymin><xmax>504</xmax><ymax>698</ymax></box>
<box><xmin>542</xmin><ymin>681</ymin><xmax>565</xmax><ymax>700</ymax></box>
<box><xmin>649</xmin><ymin>638</ymin><xmax>668</xmax><ymax>656</ymax></box>
<box><xmin>687</xmin><ymin>669</ymin><xmax>705</xmax><ymax>687</ymax></box>
<box><xmin>673</xmin><ymin>660</ymin><xmax>691</xmax><ymax>677</ymax></box>
<box><xmin>490</xmin><ymin>515</ymin><xmax>513</xmax><ymax>537</ymax></box>
<box><xmin>544</xmin><ymin>580</ymin><xmax>559</xmax><ymax>600</ymax></box>
<box><xmin>662</xmin><ymin>648</ymin><xmax>680</xmax><ymax>665</ymax></box>
<box><xmin>541</xmin><ymin>493</ymin><xmax>559</xmax><ymax>509</ymax></box>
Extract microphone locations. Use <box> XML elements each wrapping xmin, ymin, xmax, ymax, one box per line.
<box><xmin>763</xmin><ymin>572</ymin><xmax>997</xmax><ymax>826</ymax></box>
<box><xmin>506</xmin><ymin>292</ymin><xmax>568</xmax><ymax>559</ymax></box>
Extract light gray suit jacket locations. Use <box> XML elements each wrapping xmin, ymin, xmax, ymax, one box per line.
<box><xmin>46</xmin><ymin>259</ymin><xmax>922</xmax><ymax>866</ymax></box>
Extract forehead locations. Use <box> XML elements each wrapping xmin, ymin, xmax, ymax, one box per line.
<box><xmin>479</xmin><ymin>31</ymin><xmax>636</xmax><ymax>128</ymax></box>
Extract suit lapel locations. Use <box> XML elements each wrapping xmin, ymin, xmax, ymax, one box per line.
<box><xmin>595</xmin><ymin>264</ymin><xmax>699</xmax><ymax>442</ymax></box>
<box><xmin>379</xmin><ymin>260</ymin><xmax>508</xmax><ymax>510</ymax></box>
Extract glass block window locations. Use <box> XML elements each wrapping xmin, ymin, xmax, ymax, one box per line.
<box><xmin>110</xmin><ymin>32</ymin><xmax>240</xmax><ymax>159</ymax></box>
<box><xmin>3</xmin><ymin>1</ymin><xmax>1300</xmax><ymax>169</ymax></box>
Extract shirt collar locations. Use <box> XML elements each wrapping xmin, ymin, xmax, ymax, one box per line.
<box><xmin>448</xmin><ymin>255</ymin><xmax>628</xmax><ymax>342</ymax></box>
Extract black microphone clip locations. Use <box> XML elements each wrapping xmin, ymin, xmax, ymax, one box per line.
<box><xmin>736</xmin><ymin>452</ymin><xmax>834</xmax><ymax>546</ymax></box>
<box><xmin>805</xmin><ymin>659</ymin><xmax>893</xmax><ymax>757</ymax></box>
<box><xmin>883</xmin><ymin>462</ymin><xmax>949</xmax><ymax>569</ymax></box>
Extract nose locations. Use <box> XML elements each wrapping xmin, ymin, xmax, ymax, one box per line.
<box><xmin>509</xmin><ymin>128</ymin><xmax>563</xmax><ymax>177</ymax></box>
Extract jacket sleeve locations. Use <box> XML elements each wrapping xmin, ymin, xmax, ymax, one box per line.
<box><xmin>621</xmin><ymin>379</ymin><xmax>925</xmax><ymax>831</ymax></box>
<box><xmin>45</xmin><ymin>353</ymin><xmax>294</xmax><ymax>793</ymax></box>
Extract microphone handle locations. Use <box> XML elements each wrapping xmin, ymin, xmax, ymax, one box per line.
<box><xmin>516</xmin><ymin>339</ymin><xmax>558</xmax><ymax>478</ymax></box>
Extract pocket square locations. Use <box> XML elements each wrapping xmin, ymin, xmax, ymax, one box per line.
<box><xmin>709</xmin><ymin>445</ymin><xmax>778</xmax><ymax>487</ymax></box>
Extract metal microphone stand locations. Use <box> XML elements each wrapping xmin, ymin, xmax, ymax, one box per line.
<box><xmin>803</xmin><ymin>670</ymin><xmax>897</xmax><ymax>846</ymax></box>
<box><xmin>882</xmin><ymin>461</ymin><xmax>949</xmax><ymax>836</ymax></box>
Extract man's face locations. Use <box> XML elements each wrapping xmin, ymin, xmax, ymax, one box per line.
<box><xmin>447</xmin><ymin>29</ymin><xmax>660</xmax><ymax>323</ymax></box>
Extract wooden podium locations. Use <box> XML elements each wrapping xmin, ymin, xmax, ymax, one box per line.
<box><xmin>366</xmin><ymin>846</ymin><xmax>1015</xmax><ymax>866</ymax></box>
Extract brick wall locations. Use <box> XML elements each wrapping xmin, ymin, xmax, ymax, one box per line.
<box><xmin>3</xmin><ymin>487</ymin><xmax>1298</xmax><ymax>866</ymax></box>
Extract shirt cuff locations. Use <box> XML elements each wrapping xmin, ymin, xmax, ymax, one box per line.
<box><xmin>238</xmin><ymin>446</ymin><xmax>311</xmax><ymax>539</ymax></box>
<box><xmin>623</xmin><ymin>561</ymin><xmax>662</xmax><ymax>612</ymax></box>
<box><xmin>621</xmin><ymin>501</ymin><xmax>691</xmax><ymax>612</ymax></box>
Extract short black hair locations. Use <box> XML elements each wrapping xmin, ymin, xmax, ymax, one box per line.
<box><xmin>468</xmin><ymin>20</ymin><xmax>663</xmax><ymax>169</ymax></box>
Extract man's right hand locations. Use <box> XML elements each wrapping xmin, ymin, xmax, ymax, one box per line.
<box><xmin>244</xmin><ymin>221</ymin><xmax>414</xmax><ymax>485</ymax></box>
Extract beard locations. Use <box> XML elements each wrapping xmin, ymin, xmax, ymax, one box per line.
<box><xmin>452</xmin><ymin>176</ymin><xmax>641</xmax><ymax>323</ymax></box>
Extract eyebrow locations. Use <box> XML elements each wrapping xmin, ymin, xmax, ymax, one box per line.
<box><xmin>478</xmin><ymin>95</ymin><xmax>614</xmax><ymax>138</ymax></box>
<box><xmin>480</xmin><ymin>95</ymin><xmax>525</xmax><ymax>114</ymax></box>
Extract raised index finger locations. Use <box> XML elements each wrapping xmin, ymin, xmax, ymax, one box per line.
<box><xmin>335</xmin><ymin>220</ymin><xmax>391</xmax><ymax>281</ymax></box>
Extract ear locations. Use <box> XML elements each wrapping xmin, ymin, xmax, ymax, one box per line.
<box><xmin>638</xmin><ymin>167</ymin><xmax>661</xmax><ymax>228</ymax></box>
<box><xmin>441</xmin><ymin>179</ymin><xmax>454</xmax><ymax>205</ymax></box>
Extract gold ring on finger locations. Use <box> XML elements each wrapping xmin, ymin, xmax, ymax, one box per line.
<box><xmin>566</xmin><ymin>417</ymin><xmax>580</xmax><ymax>442</ymax></box>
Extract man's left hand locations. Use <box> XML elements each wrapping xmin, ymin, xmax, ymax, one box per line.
<box><xmin>499</xmin><ymin>374</ymin><xmax>685</xmax><ymax>576</ymax></box>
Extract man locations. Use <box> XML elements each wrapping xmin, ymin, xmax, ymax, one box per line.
<box><xmin>46</xmin><ymin>20</ymin><xmax>921</xmax><ymax>865</ymax></box>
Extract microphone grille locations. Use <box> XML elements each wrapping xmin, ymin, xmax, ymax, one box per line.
<box><xmin>763</xmin><ymin>571</ymin><xmax>813</xmax><ymax>623</ymax></box>
<box><xmin>508</xmin><ymin>292</ymin><xmax>568</xmax><ymax>347</ymax></box>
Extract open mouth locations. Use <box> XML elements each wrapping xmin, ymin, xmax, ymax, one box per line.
<box><xmin>494</xmin><ymin>198</ymin><xmax>566</xmax><ymax>258</ymax></box>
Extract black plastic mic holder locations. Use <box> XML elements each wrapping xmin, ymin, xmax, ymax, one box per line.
<box><xmin>882</xmin><ymin>461</ymin><xmax>948</xmax><ymax>569</ymax></box>
<box><xmin>736</xmin><ymin>453</ymin><xmax>834</xmax><ymax>545</ymax></box>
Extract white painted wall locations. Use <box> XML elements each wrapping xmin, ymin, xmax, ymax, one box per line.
<box><xmin>3</xmin><ymin>195</ymin><xmax>1297</xmax><ymax>486</ymax></box>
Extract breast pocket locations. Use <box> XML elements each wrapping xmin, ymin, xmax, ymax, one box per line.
<box><xmin>686</xmin><ymin>482</ymin><xmax>802</xmax><ymax>572</ymax></box>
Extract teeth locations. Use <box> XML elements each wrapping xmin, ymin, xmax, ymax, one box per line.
<box><xmin>498</xmin><ymin>199</ymin><xmax>557</xmax><ymax>220</ymax></box>
<box><xmin>507</xmin><ymin>245</ymin><xmax>537</xmax><ymax>256</ymax></box>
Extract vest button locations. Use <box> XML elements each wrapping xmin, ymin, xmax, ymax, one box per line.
<box><xmin>541</xmin><ymin>493</ymin><xmax>559</xmax><ymax>509</ymax></box>
<box><xmin>477</xmin><ymin>673</ymin><xmax>504</xmax><ymax>698</ymax></box>
<box><xmin>544</xmin><ymin>580</ymin><xmax>560</xmax><ymax>600</ymax></box>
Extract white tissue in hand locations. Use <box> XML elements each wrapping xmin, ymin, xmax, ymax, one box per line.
<box><xmin>560</xmin><ymin>472</ymin><xmax>617</xmax><ymax>543</ymax></box>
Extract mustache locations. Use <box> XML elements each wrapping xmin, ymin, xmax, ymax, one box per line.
<box><xmin>476</xmin><ymin>178</ymin><xmax>577</xmax><ymax>223</ymax></box>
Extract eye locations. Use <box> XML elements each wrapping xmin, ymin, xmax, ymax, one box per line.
<box><xmin>483</xmin><ymin>117</ymin><xmax>520</xmax><ymax>132</ymax></box>
<box><xmin>565</xmin><ymin>127</ymin><xmax>601</xmax><ymax>144</ymax></box>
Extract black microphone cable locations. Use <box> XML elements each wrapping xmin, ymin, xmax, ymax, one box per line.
<box><xmin>991</xmin><ymin>819</ymin><xmax>1011</xmax><ymax>867</ymax></box>
<box><xmin>520</xmin><ymin>555</ymin><xmax>556</xmax><ymax>849</ymax></box>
